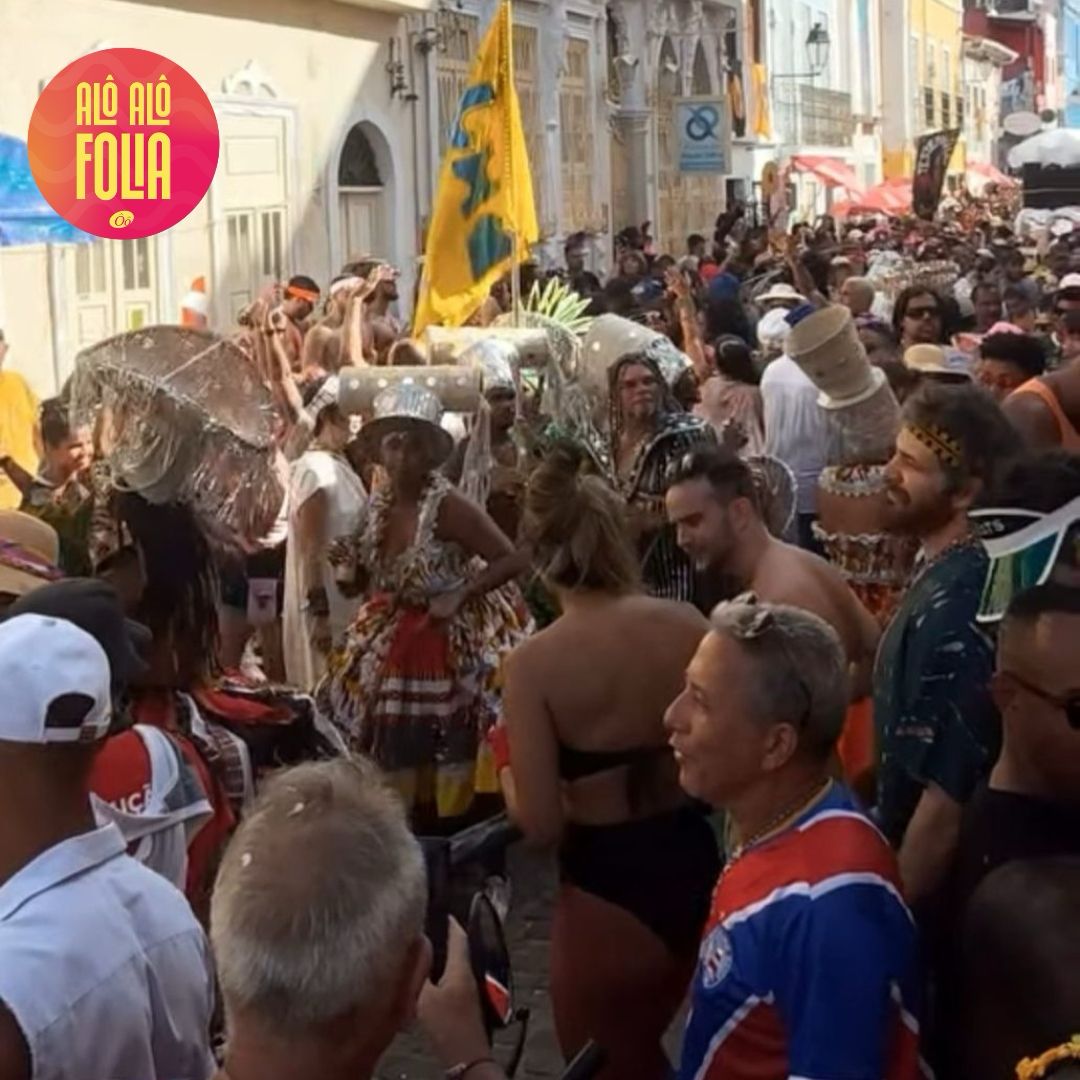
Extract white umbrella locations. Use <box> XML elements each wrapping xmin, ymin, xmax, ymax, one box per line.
<box><xmin>1007</xmin><ymin>128</ymin><xmax>1080</xmax><ymax>169</ymax></box>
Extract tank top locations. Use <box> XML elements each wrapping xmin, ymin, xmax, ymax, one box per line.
<box><xmin>1010</xmin><ymin>378</ymin><xmax>1080</xmax><ymax>450</ymax></box>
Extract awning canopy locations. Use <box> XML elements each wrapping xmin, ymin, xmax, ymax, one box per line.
<box><xmin>790</xmin><ymin>154</ymin><xmax>865</xmax><ymax>195</ymax></box>
<box><xmin>831</xmin><ymin>178</ymin><xmax>913</xmax><ymax>217</ymax></box>
<box><xmin>966</xmin><ymin>160</ymin><xmax>1017</xmax><ymax>187</ymax></box>
<box><xmin>0</xmin><ymin>133</ymin><xmax>91</xmax><ymax>246</ymax></box>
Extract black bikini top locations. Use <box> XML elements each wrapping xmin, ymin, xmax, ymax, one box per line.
<box><xmin>558</xmin><ymin>742</ymin><xmax>669</xmax><ymax>782</ymax></box>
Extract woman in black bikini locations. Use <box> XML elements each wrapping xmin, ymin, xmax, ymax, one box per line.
<box><xmin>498</xmin><ymin>443</ymin><xmax>720</xmax><ymax>1079</ymax></box>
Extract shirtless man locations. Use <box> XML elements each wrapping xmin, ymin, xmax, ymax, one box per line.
<box><xmin>343</xmin><ymin>259</ymin><xmax>403</xmax><ymax>364</ymax></box>
<box><xmin>665</xmin><ymin>445</ymin><xmax>880</xmax><ymax>698</ymax></box>
<box><xmin>300</xmin><ymin>267</ymin><xmax>395</xmax><ymax>378</ymax></box>
<box><xmin>1003</xmin><ymin>354</ymin><xmax>1080</xmax><ymax>451</ymax></box>
<box><xmin>278</xmin><ymin>275</ymin><xmax>320</xmax><ymax>373</ymax></box>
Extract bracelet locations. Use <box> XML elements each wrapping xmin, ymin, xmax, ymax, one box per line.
<box><xmin>445</xmin><ymin>1057</ymin><xmax>496</xmax><ymax>1079</ymax></box>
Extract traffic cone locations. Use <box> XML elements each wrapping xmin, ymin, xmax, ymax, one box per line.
<box><xmin>180</xmin><ymin>276</ymin><xmax>209</xmax><ymax>328</ymax></box>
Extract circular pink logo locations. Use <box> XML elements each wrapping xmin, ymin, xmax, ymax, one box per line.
<box><xmin>28</xmin><ymin>48</ymin><xmax>219</xmax><ymax>240</ymax></box>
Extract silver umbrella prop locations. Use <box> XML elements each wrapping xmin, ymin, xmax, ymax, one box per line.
<box><xmin>70</xmin><ymin>326</ymin><xmax>286</xmax><ymax>548</ymax></box>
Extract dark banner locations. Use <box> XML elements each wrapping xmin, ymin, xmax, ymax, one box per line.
<box><xmin>913</xmin><ymin>128</ymin><xmax>961</xmax><ymax>220</ymax></box>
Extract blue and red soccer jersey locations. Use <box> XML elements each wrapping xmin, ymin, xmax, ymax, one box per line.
<box><xmin>678</xmin><ymin>784</ymin><xmax>926</xmax><ymax>1080</ymax></box>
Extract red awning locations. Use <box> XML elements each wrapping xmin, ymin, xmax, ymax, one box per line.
<box><xmin>832</xmin><ymin>178</ymin><xmax>913</xmax><ymax>217</ymax></box>
<box><xmin>790</xmin><ymin>154</ymin><xmax>865</xmax><ymax>195</ymax></box>
<box><xmin>966</xmin><ymin>160</ymin><xmax>1017</xmax><ymax>187</ymax></box>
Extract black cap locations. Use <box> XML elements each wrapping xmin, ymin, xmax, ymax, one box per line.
<box><xmin>2</xmin><ymin>578</ymin><xmax>151</xmax><ymax>684</ymax></box>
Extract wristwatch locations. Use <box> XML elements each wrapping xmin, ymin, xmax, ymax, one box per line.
<box><xmin>445</xmin><ymin>1057</ymin><xmax>495</xmax><ymax>1078</ymax></box>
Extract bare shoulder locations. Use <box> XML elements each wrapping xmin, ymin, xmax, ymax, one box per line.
<box><xmin>629</xmin><ymin>594</ymin><xmax>711</xmax><ymax>638</ymax></box>
<box><xmin>757</xmin><ymin>543</ymin><xmax>839</xmax><ymax>614</ymax></box>
<box><xmin>435</xmin><ymin>486</ymin><xmax>486</xmax><ymax>535</ymax></box>
<box><xmin>437</xmin><ymin>484</ymin><xmax>478</xmax><ymax>519</ymax></box>
<box><xmin>505</xmin><ymin>627</ymin><xmax>556</xmax><ymax>682</ymax></box>
<box><xmin>1003</xmin><ymin>386</ymin><xmax>1060</xmax><ymax>447</ymax></box>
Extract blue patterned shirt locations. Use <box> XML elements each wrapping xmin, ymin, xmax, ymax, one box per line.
<box><xmin>873</xmin><ymin>539</ymin><xmax>1000</xmax><ymax>846</ymax></box>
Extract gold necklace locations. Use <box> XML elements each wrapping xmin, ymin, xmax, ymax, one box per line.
<box><xmin>727</xmin><ymin>778</ymin><xmax>833</xmax><ymax>864</ymax></box>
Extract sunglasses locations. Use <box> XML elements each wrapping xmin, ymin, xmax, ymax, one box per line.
<box><xmin>906</xmin><ymin>306</ymin><xmax>941</xmax><ymax>320</ymax></box>
<box><xmin>1001</xmin><ymin>670</ymin><xmax>1080</xmax><ymax>730</ymax></box>
<box><xmin>973</xmin><ymin>496</ymin><xmax>1080</xmax><ymax>623</ymax></box>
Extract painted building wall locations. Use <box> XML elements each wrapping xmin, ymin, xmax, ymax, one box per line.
<box><xmin>964</xmin><ymin>7</ymin><xmax>1045</xmax><ymax>117</ymax></box>
<box><xmin>417</xmin><ymin>0</ymin><xmax>609</xmax><ymax>270</ymax></box>
<box><xmin>962</xmin><ymin>41</ymin><xmax>1011</xmax><ymax>166</ymax></box>
<box><xmin>881</xmin><ymin>0</ymin><xmax>964</xmax><ymax>178</ymax></box>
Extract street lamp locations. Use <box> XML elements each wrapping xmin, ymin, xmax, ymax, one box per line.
<box><xmin>773</xmin><ymin>22</ymin><xmax>832</xmax><ymax>81</ymax></box>
<box><xmin>806</xmin><ymin>23</ymin><xmax>831</xmax><ymax>78</ymax></box>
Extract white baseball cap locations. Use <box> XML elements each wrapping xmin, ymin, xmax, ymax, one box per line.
<box><xmin>0</xmin><ymin>614</ymin><xmax>111</xmax><ymax>745</ymax></box>
<box><xmin>1057</xmin><ymin>272</ymin><xmax>1080</xmax><ymax>293</ymax></box>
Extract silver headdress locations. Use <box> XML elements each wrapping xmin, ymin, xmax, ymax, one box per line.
<box><xmin>71</xmin><ymin>325</ymin><xmax>286</xmax><ymax>548</ymax></box>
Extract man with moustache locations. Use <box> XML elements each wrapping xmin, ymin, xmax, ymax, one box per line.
<box><xmin>874</xmin><ymin>383</ymin><xmax>1020</xmax><ymax>903</ymax></box>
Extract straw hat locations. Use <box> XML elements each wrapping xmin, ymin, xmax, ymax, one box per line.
<box><xmin>786</xmin><ymin>305</ymin><xmax>884</xmax><ymax>410</ymax></box>
<box><xmin>903</xmin><ymin>344</ymin><xmax>972</xmax><ymax>379</ymax></box>
<box><xmin>0</xmin><ymin>511</ymin><xmax>62</xmax><ymax>598</ymax></box>
<box><xmin>355</xmin><ymin>383</ymin><xmax>454</xmax><ymax>467</ymax></box>
<box><xmin>757</xmin><ymin>282</ymin><xmax>806</xmax><ymax>307</ymax></box>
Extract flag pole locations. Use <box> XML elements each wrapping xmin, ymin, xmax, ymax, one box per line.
<box><xmin>502</xmin><ymin>0</ymin><xmax>523</xmax><ymax>329</ymax></box>
<box><xmin>510</xmin><ymin>236</ymin><xmax>522</xmax><ymax>328</ymax></box>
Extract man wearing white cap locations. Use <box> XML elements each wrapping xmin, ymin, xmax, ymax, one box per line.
<box><xmin>0</xmin><ymin>615</ymin><xmax>213</xmax><ymax>1080</ymax></box>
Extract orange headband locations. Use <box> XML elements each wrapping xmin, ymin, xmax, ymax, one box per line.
<box><xmin>285</xmin><ymin>284</ymin><xmax>320</xmax><ymax>303</ymax></box>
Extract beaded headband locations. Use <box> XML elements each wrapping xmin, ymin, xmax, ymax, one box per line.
<box><xmin>905</xmin><ymin>422</ymin><xmax>963</xmax><ymax>468</ymax></box>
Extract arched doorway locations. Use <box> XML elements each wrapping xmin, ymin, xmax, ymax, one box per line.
<box><xmin>338</xmin><ymin>122</ymin><xmax>387</xmax><ymax>266</ymax></box>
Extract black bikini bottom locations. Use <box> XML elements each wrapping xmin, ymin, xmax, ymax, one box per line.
<box><xmin>559</xmin><ymin>807</ymin><xmax>721</xmax><ymax>958</ymax></box>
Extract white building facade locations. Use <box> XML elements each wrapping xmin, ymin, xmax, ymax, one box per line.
<box><xmin>3</xmin><ymin>0</ymin><xmax>438</xmax><ymax>395</ymax></box>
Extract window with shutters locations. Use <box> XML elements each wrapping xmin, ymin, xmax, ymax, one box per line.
<box><xmin>224</xmin><ymin>208</ymin><xmax>286</xmax><ymax>318</ymax></box>
<box><xmin>560</xmin><ymin>37</ymin><xmax>593</xmax><ymax>233</ymax></box>
<box><xmin>75</xmin><ymin>242</ymin><xmax>108</xmax><ymax>298</ymax></box>
<box><xmin>72</xmin><ymin>238</ymin><xmax>158</xmax><ymax>345</ymax></box>
<box><xmin>435</xmin><ymin>12</ymin><xmax>480</xmax><ymax>157</ymax></box>
<box><xmin>513</xmin><ymin>24</ymin><xmax>544</xmax><ymax>189</ymax></box>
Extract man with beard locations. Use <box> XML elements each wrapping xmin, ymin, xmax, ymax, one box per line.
<box><xmin>665</xmin><ymin>446</ymin><xmax>879</xmax><ymax>698</ymax></box>
<box><xmin>874</xmin><ymin>383</ymin><xmax>1020</xmax><ymax>902</ymax></box>
<box><xmin>344</xmin><ymin>259</ymin><xmax>403</xmax><ymax>364</ymax></box>
<box><xmin>608</xmin><ymin>351</ymin><xmax>713</xmax><ymax>603</ymax></box>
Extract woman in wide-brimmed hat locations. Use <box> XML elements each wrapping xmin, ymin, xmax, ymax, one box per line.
<box><xmin>317</xmin><ymin>381</ymin><xmax>531</xmax><ymax>829</ymax></box>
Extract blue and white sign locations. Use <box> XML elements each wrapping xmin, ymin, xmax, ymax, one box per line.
<box><xmin>675</xmin><ymin>97</ymin><xmax>730</xmax><ymax>174</ymax></box>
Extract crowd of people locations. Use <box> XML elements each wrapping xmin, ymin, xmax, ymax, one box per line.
<box><xmin>0</xmin><ymin>194</ymin><xmax>1079</xmax><ymax>1080</ymax></box>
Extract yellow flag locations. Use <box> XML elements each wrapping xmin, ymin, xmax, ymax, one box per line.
<box><xmin>413</xmin><ymin>0</ymin><xmax>539</xmax><ymax>334</ymax></box>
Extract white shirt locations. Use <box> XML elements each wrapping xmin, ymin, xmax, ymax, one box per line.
<box><xmin>760</xmin><ymin>355</ymin><xmax>829</xmax><ymax>516</ymax></box>
<box><xmin>0</xmin><ymin>824</ymin><xmax>214</xmax><ymax>1080</ymax></box>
